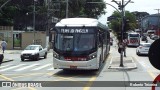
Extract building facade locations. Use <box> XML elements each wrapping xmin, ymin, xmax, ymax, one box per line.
<box><xmin>0</xmin><ymin>26</ymin><xmax>13</xmax><ymax>49</ymax></box>
<box><xmin>141</xmin><ymin>14</ymin><xmax>160</xmax><ymax>35</ymax></box>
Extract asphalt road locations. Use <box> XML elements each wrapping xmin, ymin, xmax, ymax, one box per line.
<box><xmin>0</xmin><ymin>37</ymin><xmax>160</xmax><ymax>90</ymax></box>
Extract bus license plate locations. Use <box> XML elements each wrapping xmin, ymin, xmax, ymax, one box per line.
<box><xmin>70</xmin><ymin>66</ymin><xmax>77</xmax><ymax>69</ymax></box>
<box><xmin>25</xmin><ymin>56</ymin><xmax>29</xmax><ymax>58</ymax></box>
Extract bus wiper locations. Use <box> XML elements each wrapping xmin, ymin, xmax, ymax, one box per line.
<box><xmin>66</xmin><ymin>44</ymin><xmax>71</xmax><ymax>51</ymax></box>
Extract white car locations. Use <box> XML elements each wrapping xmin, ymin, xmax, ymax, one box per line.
<box><xmin>136</xmin><ymin>43</ymin><xmax>151</xmax><ymax>56</ymax></box>
<box><xmin>21</xmin><ymin>45</ymin><xmax>47</xmax><ymax>61</ymax></box>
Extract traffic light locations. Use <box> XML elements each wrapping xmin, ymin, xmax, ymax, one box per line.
<box><xmin>124</xmin><ymin>19</ymin><xmax>129</xmax><ymax>32</ymax></box>
<box><xmin>118</xmin><ymin>5</ymin><xmax>121</xmax><ymax>10</ymax></box>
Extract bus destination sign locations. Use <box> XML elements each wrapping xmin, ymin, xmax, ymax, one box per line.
<box><xmin>60</xmin><ymin>28</ymin><xmax>90</xmax><ymax>33</ymax></box>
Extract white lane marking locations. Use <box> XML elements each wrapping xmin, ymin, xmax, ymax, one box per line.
<box><xmin>0</xmin><ymin>64</ymin><xmax>12</xmax><ymax>69</ymax></box>
<box><xmin>0</xmin><ymin>64</ymin><xmax>26</xmax><ymax>72</ymax></box>
<box><xmin>47</xmin><ymin>67</ymin><xmax>54</xmax><ymax>70</ymax></box>
<box><xmin>14</xmin><ymin>64</ymin><xmax>39</xmax><ymax>71</ymax></box>
<box><xmin>32</xmin><ymin>64</ymin><xmax>52</xmax><ymax>71</ymax></box>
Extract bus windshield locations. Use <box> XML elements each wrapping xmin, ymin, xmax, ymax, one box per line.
<box><xmin>54</xmin><ymin>33</ymin><xmax>96</xmax><ymax>52</ymax></box>
<box><xmin>129</xmin><ymin>34</ymin><xmax>139</xmax><ymax>37</ymax></box>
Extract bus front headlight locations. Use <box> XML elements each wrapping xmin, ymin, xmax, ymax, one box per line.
<box><xmin>88</xmin><ymin>52</ymin><xmax>97</xmax><ymax>60</ymax></box>
<box><xmin>53</xmin><ymin>51</ymin><xmax>59</xmax><ymax>59</ymax></box>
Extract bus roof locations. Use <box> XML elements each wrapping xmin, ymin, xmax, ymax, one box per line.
<box><xmin>55</xmin><ymin>18</ymin><xmax>108</xmax><ymax>29</ymax></box>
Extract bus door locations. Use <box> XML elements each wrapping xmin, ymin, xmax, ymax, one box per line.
<box><xmin>98</xmin><ymin>31</ymin><xmax>104</xmax><ymax>62</ymax></box>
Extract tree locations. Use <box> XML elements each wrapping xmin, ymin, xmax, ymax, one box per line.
<box><xmin>132</xmin><ymin>11</ymin><xmax>149</xmax><ymax>20</ymax></box>
<box><xmin>0</xmin><ymin>0</ymin><xmax>106</xmax><ymax>30</ymax></box>
<box><xmin>85</xmin><ymin>0</ymin><xmax>106</xmax><ymax>18</ymax></box>
<box><xmin>108</xmin><ymin>11</ymin><xmax>137</xmax><ymax>36</ymax></box>
<box><xmin>54</xmin><ymin>0</ymin><xmax>106</xmax><ymax>18</ymax></box>
<box><xmin>0</xmin><ymin>0</ymin><xmax>17</xmax><ymax>26</ymax></box>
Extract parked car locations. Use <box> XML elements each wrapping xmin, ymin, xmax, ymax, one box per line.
<box><xmin>147</xmin><ymin>30</ymin><xmax>155</xmax><ymax>37</ymax></box>
<box><xmin>21</xmin><ymin>45</ymin><xmax>47</xmax><ymax>61</ymax></box>
<box><xmin>136</xmin><ymin>43</ymin><xmax>151</xmax><ymax>56</ymax></box>
<box><xmin>141</xmin><ymin>35</ymin><xmax>147</xmax><ymax>41</ymax></box>
<box><xmin>150</xmin><ymin>34</ymin><xmax>155</xmax><ymax>39</ymax></box>
<box><xmin>151</xmin><ymin>35</ymin><xmax>159</xmax><ymax>40</ymax></box>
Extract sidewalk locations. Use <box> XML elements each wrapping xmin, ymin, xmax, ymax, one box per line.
<box><xmin>2</xmin><ymin>50</ymin><xmax>18</xmax><ymax>63</ymax></box>
<box><xmin>108</xmin><ymin>39</ymin><xmax>137</xmax><ymax>70</ymax></box>
<box><xmin>108</xmin><ymin>56</ymin><xmax>137</xmax><ymax>69</ymax></box>
<box><xmin>4</xmin><ymin>50</ymin><xmax>22</xmax><ymax>54</ymax></box>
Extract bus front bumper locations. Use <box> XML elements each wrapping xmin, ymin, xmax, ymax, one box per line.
<box><xmin>53</xmin><ymin>58</ymin><xmax>98</xmax><ymax>70</ymax></box>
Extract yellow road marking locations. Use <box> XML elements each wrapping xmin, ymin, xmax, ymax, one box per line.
<box><xmin>0</xmin><ymin>74</ymin><xmax>36</xmax><ymax>90</ymax></box>
<box><xmin>12</xmin><ymin>87</ymin><xmax>36</xmax><ymax>90</ymax></box>
<box><xmin>82</xmin><ymin>47</ymin><xmax>113</xmax><ymax>90</ymax></box>
<box><xmin>10</xmin><ymin>73</ymin><xmax>45</xmax><ymax>79</ymax></box>
<box><xmin>83</xmin><ymin>76</ymin><xmax>97</xmax><ymax>90</ymax></box>
<box><xmin>0</xmin><ymin>74</ymin><xmax>14</xmax><ymax>81</ymax></box>
<box><xmin>134</xmin><ymin>56</ymin><xmax>156</xmax><ymax>79</ymax></box>
<box><xmin>147</xmin><ymin>69</ymin><xmax>156</xmax><ymax>79</ymax></box>
<box><xmin>47</xmin><ymin>72</ymin><xmax>86</xmax><ymax>82</ymax></box>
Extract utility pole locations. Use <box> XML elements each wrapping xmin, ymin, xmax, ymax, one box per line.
<box><xmin>155</xmin><ymin>9</ymin><xmax>160</xmax><ymax>14</ymax></box>
<box><xmin>33</xmin><ymin>0</ymin><xmax>38</xmax><ymax>44</ymax></box>
<box><xmin>66</xmin><ymin>0</ymin><xmax>69</xmax><ymax>18</ymax></box>
<box><xmin>112</xmin><ymin>0</ymin><xmax>131</xmax><ymax>67</ymax></box>
<box><xmin>46</xmin><ymin>0</ymin><xmax>51</xmax><ymax>50</ymax></box>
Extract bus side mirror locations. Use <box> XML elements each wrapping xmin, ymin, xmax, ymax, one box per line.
<box><xmin>148</xmin><ymin>38</ymin><xmax>160</xmax><ymax>70</ymax></box>
<box><xmin>98</xmin><ymin>43</ymin><xmax>102</xmax><ymax>47</ymax></box>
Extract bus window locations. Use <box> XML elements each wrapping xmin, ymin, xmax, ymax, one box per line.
<box><xmin>55</xmin><ymin>34</ymin><xmax>74</xmax><ymax>51</ymax></box>
<box><xmin>129</xmin><ymin>34</ymin><xmax>140</xmax><ymax>37</ymax></box>
<box><xmin>74</xmin><ymin>34</ymin><xmax>95</xmax><ymax>51</ymax></box>
<box><xmin>55</xmin><ymin>33</ymin><xmax>95</xmax><ymax>52</ymax></box>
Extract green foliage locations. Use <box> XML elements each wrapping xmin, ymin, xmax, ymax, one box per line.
<box><xmin>84</xmin><ymin>0</ymin><xmax>106</xmax><ymax>18</ymax></box>
<box><xmin>58</xmin><ymin>0</ymin><xmax>106</xmax><ymax>18</ymax></box>
<box><xmin>109</xmin><ymin>11</ymin><xmax>137</xmax><ymax>34</ymax></box>
<box><xmin>0</xmin><ymin>0</ymin><xmax>17</xmax><ymax>26</ymax></box>
<box><xmin>0</xmin><ymin>0</ymin><xmax>106</xmax><ymax>28</ymax></box>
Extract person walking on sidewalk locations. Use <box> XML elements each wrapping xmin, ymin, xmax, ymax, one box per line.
<box><xmin>1</xmin><ymin>39</ymin><xmax>7</xmax><ymax>53</ymax></box>
<box><xmin>123</xmin><ymin>39</ymin><xmax>128</xmax><ymax>57</ymax></box>
<box><xmin>118</xmin><ymin>40</ymin><xmax>126</xmax><ymax>56</ymax></box>
<box><xmin>0</xmin><ymin>46</ymin><xmax>4</xmax><ymax>66</ymax></box>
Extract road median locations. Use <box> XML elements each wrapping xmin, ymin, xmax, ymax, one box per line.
<box><xmin>108</xmin><ymin>56</ymin><xmax>137</xmax><ymax>70</ymax></box>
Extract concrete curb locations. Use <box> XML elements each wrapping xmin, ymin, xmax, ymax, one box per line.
<box><xmin>108</xmin><ymin>56</ymin><xmax>137</xmax><ymax>70</ymax></box>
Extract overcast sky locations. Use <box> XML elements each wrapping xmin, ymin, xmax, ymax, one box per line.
<box><xmin>99</xmin><ymin>0</ymin><xmax>160</xmax><ymax>24</ymax></box>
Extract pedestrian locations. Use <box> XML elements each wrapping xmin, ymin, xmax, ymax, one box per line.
<box><xmin>123</xmin><ymin>39</ymin><xmax>128</xmax><ymax>57</ymax></box>
<box><xmin>118</xmin><ymin>40</ymin><xmax>126</xmax><ymax>57</ymax></box>
<box><xmin>1</xmin><ymin>39</ymin><xmax>7</xmax><ymax>53</ymax></box>
<box><xmin>118</xmin><ymin>41</ymin><xmax>124</xmax><ymax>53</ymax></box>
<box><xmin>0</xmin><ymin>46</ymin><xmax>4</xmax><ymax>66</ymax></box>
